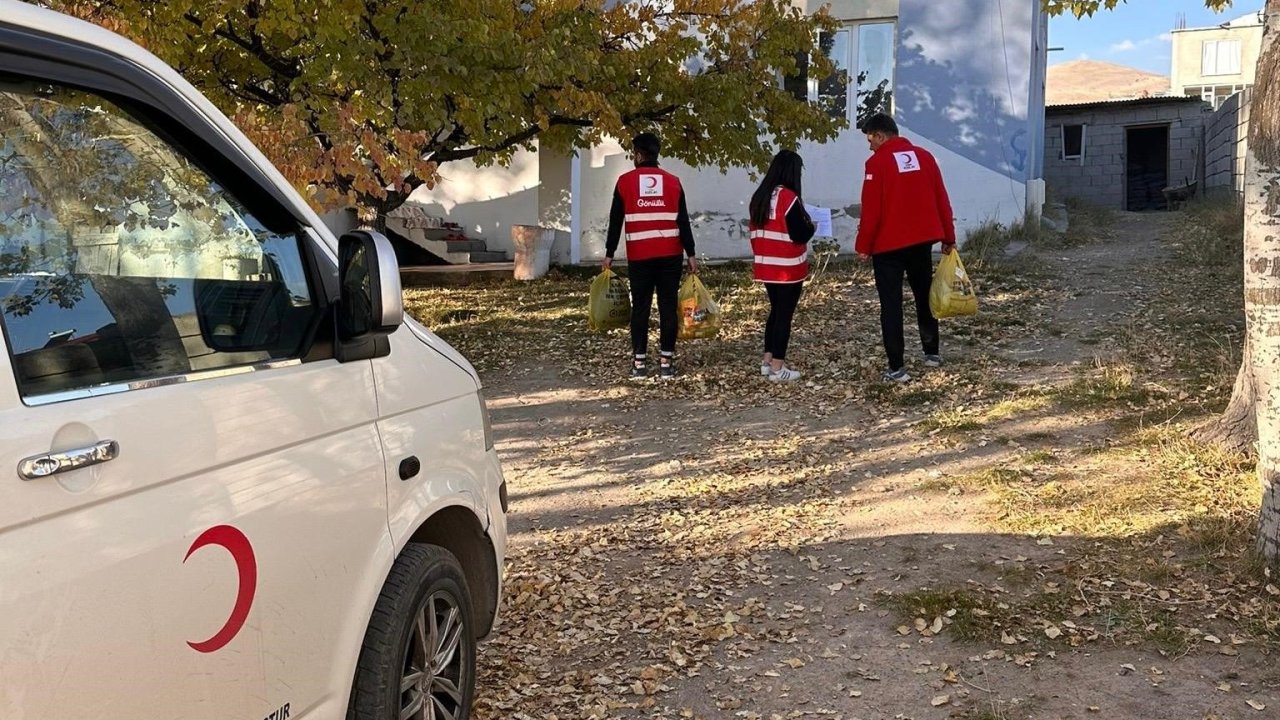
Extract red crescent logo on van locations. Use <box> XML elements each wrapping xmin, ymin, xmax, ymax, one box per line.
<box><xmin>184</xmin><ymin>525</ymin><xmax>257</xmax><ymax>653</ymax></box>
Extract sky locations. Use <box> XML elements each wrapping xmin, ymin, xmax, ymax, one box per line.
<box><xmin>1049</xmin><ymin>0</ymin><xmax>1263</xmax><ymax>75</ymax></box>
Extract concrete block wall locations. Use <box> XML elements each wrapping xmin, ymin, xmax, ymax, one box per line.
<box><xmin>1044</xmin><ymin>101</ymin><xmax>1208</xmax><ymax>210</ymax></box>
<box><xmin>1044</xmin><ymin>107</ymin><xmax>1127</xmax><ymax>208</ymax></box>
<box><xmin>1205</xmin><ymin>93</ymin><xmax>1241</xmax><ymax>193</ymax></box>
<box><xmin>1238</xmin><ymin>89</ymin><xmax>1252</xmax><ymax>193</ymax></box>
<box><xmin>1169</xmin><ymin>104</ymin><xmax>1207</xmax><ymax>188</ymax></box>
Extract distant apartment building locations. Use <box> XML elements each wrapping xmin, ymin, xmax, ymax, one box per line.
<box><xmin>1170</xmin><ymin>10</ymin><xmax>1263</xmax><ymax>110</ymax></box>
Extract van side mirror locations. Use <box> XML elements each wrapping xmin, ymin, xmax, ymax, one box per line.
<box><xmin>336</xmin><ymin>230</ymin><xmax>403</xmax><ymax>362</ymax></box>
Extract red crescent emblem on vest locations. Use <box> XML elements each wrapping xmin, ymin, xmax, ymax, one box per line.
<box><xmin>642</xmin><ymin>176</ymin><xmax>659</xmax><ymax>190</ymax></box>
<box><xmin>184</xmin><ymin>525</ymin><xmax>258</xmax><ymax>653</ymax></box>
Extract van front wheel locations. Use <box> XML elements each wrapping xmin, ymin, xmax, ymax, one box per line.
<box><xmin>349</xmin><ymin>544</ymin><xmax>476</xmax><ymax>720</ymax></box>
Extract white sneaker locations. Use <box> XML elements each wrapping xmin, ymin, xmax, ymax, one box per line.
<box><xmin>883</xmin><ymin>368</ymin><xmax>911</xmax><ymax>383</ymax></box>
<box><xmin>770</xmin><ymin>367</ymin><xmax>802</xmax><ymax>383</ymax></box>
<box><xmin>923</xmin><ymin>354</ymin><xmax>943</xmax><ymax>368</ymax></box>
<box><xmin>761</xmin><ymin>363</ymin><xmax>772</xmax><ymax>377</ymax></box>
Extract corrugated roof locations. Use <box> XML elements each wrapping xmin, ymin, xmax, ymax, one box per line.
<box><xmin>1047</xmin><ymin>95</ymin><xmax>1207</xmax><ymax>113</ymax></box>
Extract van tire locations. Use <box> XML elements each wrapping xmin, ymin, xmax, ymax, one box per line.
<box><xmin>348</xmin><ymin>543</ymin><xmax>476</xmax><ymax>720</ymax></box>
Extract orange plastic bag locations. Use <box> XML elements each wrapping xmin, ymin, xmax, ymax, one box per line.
<box><xmin>677</xmin><ymin>274</ymin><xmax>722</xmax><ymax>339</ymax></box>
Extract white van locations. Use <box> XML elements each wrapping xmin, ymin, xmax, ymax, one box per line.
<box><xmin>0</xmin><ymin>3</ymin><xmax>506</xmax><ymax>719</ymax></box>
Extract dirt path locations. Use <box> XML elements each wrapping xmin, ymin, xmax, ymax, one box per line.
<box><xmin>469</xmin><ymin>212</ymin><xmax>1277</xmax><ymax>720</ymax></box>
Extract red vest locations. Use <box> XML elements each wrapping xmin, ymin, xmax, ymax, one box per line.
<box><xmin>749</xmin><ymin>186</ymin><xmax>808</xmax><ymax>283</ymax></box>
<box><xmin>615</xmin><ymin>167</ymin><xmax>684</xmax><ymax>261</ymax></box>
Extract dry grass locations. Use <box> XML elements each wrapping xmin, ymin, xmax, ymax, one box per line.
<box><xmin>1051</xmin><ymin>197</ymin><xmax>1118</xmax><ymax>248</ymax></box>
<box><xmin>920</xmin><ymin>406</ymin><xmax>986</xmax><ymax>434</ymax></box>
<box><xmin>961</xmin><ymin>211</ymin><xmax>1045</xmax><ymax>269</ymax></box>
<box><xmin>984</xmin><ymin>426</ymin><xmax>1258</xmax><ymax>539</ymax></box>
<box><xmin>983</xmin><ymin>394</ymin><xmax>1054</xmax><ymax>422</ymax></box>
<box><xmin>895</xmin><ymin>446</ymin><xmax>1269</xmax><ymax>654</ymax></box>
<box><xmin>1170</xmin><ymin>197</ymin><xmax>1244</xmax><ymax>271</ymax></box>
<box><xmin>901</xmin><ymin>204</ymin><xmax>1278</xmax><ymax>657</ymax></box>
<box><xmin>403</xmin><ymin>199</ymin><xmax>1280</xmax><ymax>717</ymax></box>
<box><xmin>1051</xmin><ymin>361</ymin><xmax>1152</xmax><ymax>411</ymax></box>
<box><xmin>404</xmin><ymin>262</ymin><xmax>766</xmax><ymax>377</ymax></box>
<box><xmin>404</xmin><ymin>255</ymin><xmax>1047</xmax><ymax>420</ymax></box>
<box><xmin>888</xmin><ymin>589</ymin><xmax>1010</xmax><ymax>644</ymax></box>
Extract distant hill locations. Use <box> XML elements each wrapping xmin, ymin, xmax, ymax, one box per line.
<box><xmin>1047</xmin><ymin>60</ymin><xmax>1171</xmax><ymax>106</ymax></box>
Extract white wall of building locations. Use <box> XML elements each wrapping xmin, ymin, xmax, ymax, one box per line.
<box><xmin>405</xmin><ymin>145</ymin><xmax>542</xmax><ymax>256</ymax></box>
<box><xmin>537</xmin><ymin>149</ymin><xmax>574</xmax><ymax>264</ymax></box>
<box><xmin>817</xmin><ymin>0</ymin><xmax>899</xmax><ymax>21</ymax></box>
<box><xmin>573</xmin><ymin>127</ymin><xmax>1025</xmax><ymax>264</ymax></box>
<box><xmin>1170</xmin><ymin>14</ymin><xmax>1263</xmax><ymax>95</ymax></box>
<box><xmin>318</xmin><ymin>207</ymin><xmax>358</xmax><ymax>236</ymax></box>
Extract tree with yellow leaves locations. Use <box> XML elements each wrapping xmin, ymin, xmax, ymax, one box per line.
<box><xmin>53</xmin><ymin>0</ymin><xmax>843</xmax><ymax>229</ymax></box>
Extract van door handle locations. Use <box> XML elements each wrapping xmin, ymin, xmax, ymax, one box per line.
<box><xmin>18</xmin><ymin>440</ymin><xmax>119</xmax><ymax>481</ymax></box>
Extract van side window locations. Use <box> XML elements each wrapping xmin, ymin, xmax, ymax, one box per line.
<box><xmin>0</xmin><ymin>77</ymin><xmax>319</xmax><ymax>399</ymax></box>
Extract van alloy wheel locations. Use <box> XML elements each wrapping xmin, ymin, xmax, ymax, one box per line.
<box><xmin>348</xmin><ymin>544</ymin><xmax>476</xmax><ymax>720</ymax></box>
<box><xmin>401</xmin><ymin>591</ymin><xmax>468</xmax><ymax>720</ymax></box>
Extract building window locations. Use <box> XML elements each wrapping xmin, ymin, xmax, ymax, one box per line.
<box><xmin>1184</xmin><ymin>83</ymin><xmax>1250</xmax><ymax>110</ymax></box>
<box><xmin>816</xmin><ymin>29</ymin><xmax>851</xmax><ymax>119</ymax></box>
<box><xmin>1202</xmin><ymin>39</ymin><xmax>1243</xmax><ymax>77</ymax></box>
<box><xmin>1062</xmin><ymin>124</ymin><xmax>1086</xmax><ymax>162</ymax></box>
<box><xmin>786</xmin><ymin>21</ymin><xmax>896</xmax><ymax>126</ymax></box>
<box><xmin>856</xmin><ymin>23</ymin><xmax>895</xmax><ymax>125</ymax></box>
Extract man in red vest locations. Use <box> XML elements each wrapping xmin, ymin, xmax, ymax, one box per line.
<box><xmin>855</xmin><ymin>113</ymin><xmax>956</xmax><ymax>384</ymax></box>
<box><xmin>603</xmin><ymin>132</ymin><xmax>699</xmax><ymax>380</ymax></box>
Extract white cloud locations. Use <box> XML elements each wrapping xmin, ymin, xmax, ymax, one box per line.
<box><xmin>1110</xmin><ymin>34</ymin><xmax>1174</xmax><ymax>54</ymax></box>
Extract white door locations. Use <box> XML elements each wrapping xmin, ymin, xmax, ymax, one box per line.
<box><xmin>0</xmin><ymin>75</ymin><xmax>388</xmax><ymax>719</ymax></box>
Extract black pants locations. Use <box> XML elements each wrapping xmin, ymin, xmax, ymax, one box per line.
<box><xmin>629</xmin><ymin>255</ymin><xmax>683</xmax><ymax>356</ymax></box>
<box><xmin>763</xmin><ymin>281</ymin><xmax>804</xmax><ymax>361</ymax></box>
<box><xmin>872</xmin><ymin>243</ymin><xmax>939</xmax><ymax>370</ymax></box>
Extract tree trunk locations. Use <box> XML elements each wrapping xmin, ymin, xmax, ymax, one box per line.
<box><xmin>1245</xmin><ymin>1</ymin><xmax>1280</xmax><ymax>560</ymax></box>
<box><xmin>89</xmin><ymin>276</ymin><xmax>191</xmax><ymax>379</ymax></box>
<box><xmin>355</xmin><ymin>189</ymin><xmax>414</xmax><ymax>234</ymax></box>
<box><xmin>1191</xmin><ymin>342</ymin><xmax>1259</xmax><ymax>455</ymax></box>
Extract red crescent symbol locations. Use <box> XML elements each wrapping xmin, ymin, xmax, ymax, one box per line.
<box><xmin>184</xmin><ymin>525</ymin><xmax>257</xmax><ymax>653</ymax></box>
<box><xmin>643</xmin><ymin>177</ymin><xmax>658</xmax><ymax>189</ymax></box>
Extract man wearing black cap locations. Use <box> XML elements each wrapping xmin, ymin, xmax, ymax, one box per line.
<box><xmin>604</xmin><ymin>132</ymin><xmax>698</xmax><ymax>380</ymax></box>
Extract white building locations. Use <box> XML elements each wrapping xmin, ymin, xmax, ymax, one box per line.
<box><xmin>402</xmin><ymin>0</ymin><xmax>1049</xmax><ymax>265</ymax></box>
<box><xmin>1170</xmin><ymin>9</ymin><xmax>1264</xmax><ymax>111</ymax></box>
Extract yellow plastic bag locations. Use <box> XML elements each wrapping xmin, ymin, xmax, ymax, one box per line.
<box><xmin>929</xmin><ymin>250</ymin><xmax>978</xmax><ymax>319</ymax></box>
<box><xmin>678</xmin><ymin>274</ymin><xmax>722</xmax><ymax>339</ymax></box>
<box><xmin>587</xmin><ymin>268</ymin><xmax>631</xmax><ymax>332</ymax></box>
